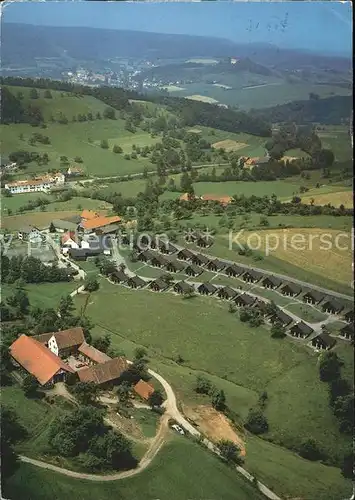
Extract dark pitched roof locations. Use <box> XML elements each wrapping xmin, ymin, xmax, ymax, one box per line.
<box><xmin>150</xmin><ymin>278</ymin><xmax>170</xmax><ymax>291</ymax></box>
<box><xmin>185</xmin><ymin>264</ymin><xmax>203</xmax><ymax>275</ymax></box>
<box><xmin>207</xmin><ymin>259</ymin><xmax>226</xmax><ymax>271</ymax></box>
<box><xmin>63</xmin><ymin>214</ymin><xmax>82</xmax><ymax>224</ymax></box>
<box><xmin>111</xmin><ymin>270</ymin><xmax>128</xmax><ymax>282</ymax></box>
<box><xmin>151</xmin><ymin>254</ymin><xmax>169</xmax><ymax>266</ymax></box>
<box><xmin>322</xmin><ymin>299</ymin><xmax>344</xmax><ymax>312</ymax></box>
<box><xmin>218</xmin><ymin>286</ymin><xmax>237</xmax><ymax>299</ymax></box>
<box><xmin>174</xmin><ymin>281</ymin><xmax>194</xmax><ymax>293</ymax></box>
<box><xmin>225</xmin><ymin>264</ymin><xmax>244</xmax><ymax>276</ymax></box>
<box><xmin>312</xmin><ymin>333</ymin><xmax>336</xmax><ymax>348</ymax></box>
<box><xmin>177</xmin><ymin>248</ymin><xmax>195</xmax><ymax>260</ymax></box>
<box><xmin>138</xmin><ymin>249</ymin><xmax>155</xmax><ymax>261</ymax></box>
<box><xmin>198</xmin><ymin>282</ymin><xmax>217</xmax><ymax>294</ymax></box>
<box><xmin>127</xmin><ymin>275</ymin><xmax>146</xmax><ymax>288</ymax></box>
<box><xmin>242</xmin><ymin>269</ymin><xmax>263</xmax><ymax>281</ymax></box>
<box><xmin>271</xmin><ymin>309</ymin><xmax>293</xmax><ymax>325</ymax></box>
<box><xmin>166</xmin><ymin>260</ymin><xmax>185</xmax><ymax>272</ymax></box>
<box><xmin>262</xmin><ymin>275</ymin><xmax>282</xmax><ymax>287</ymax></box>
<box><xmin>252</xmin><ymin>299</ymin><xmax>269</xmax><ymax>312</ymax></box>
<box><xmin>68</xmin><ymin>248</ymin><xmax>87</xmax><ymax>259</ymax></box>
<box><xmin>343</xmin><ymin>309</ymin><xmax>354</xmax><ymax>321</ymax></box>
<box><xmin>234</xmin><ymin>293</ymin><xmax>255</xmax><ymax>306</ymax></box>
<box><xmin>281</xmin><ymin>282</ymin><xmax>302</xmax><ymax>295</ymax></box>
<box><xmin>340</xmin><ymin>322</ymin><xmax>354</xmax><ymax>335</ymax></box>
<box><xmin>192</xmin><ymin>253</ymin><xmax>210</xmax><ymax>265</ymax></box>
<box><xmin>78</xmin><ymin>357</ymin><xmax>128</xmax><ymax>384</ymax></box>
<box><xmin>302</xmin><ymin>289</ymin><xmax>325</xmax><ymax>303</ymax></box>
<box><xmin>157</xmin><ymin>240</ymin><xmax>177</xmax><ymax>253</ymax></box>
<box><xmin>290</xmin><ymin>321</ymin><xmax>314</xmax><ymax>336</ymax></box>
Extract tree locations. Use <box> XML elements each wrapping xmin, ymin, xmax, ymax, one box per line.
<box><xmin>270</xmin><ymin>322</ymin><xmax>286</xmax><ymax>339</ymax></box>
<box><xmin>44</xmin><ymin>89</ymin><xmax>52</xmax><ymax>99</ymax></box>
<box><xmin>212</xmin><ymin>389</ymin><xmax>226</xmax><ymax>411</ymax></box>
<box><xmin>134</xmin><ymin>347</ymin><xmax>147</xmax><ymax>360</ymax></box>
<box><xmin>100</xmin><ymin>139</ymin><xmax>109</xmax><ymax>149</ymax></box>
<box><xmin>195</xmin><ymin>375</ymin><xmax>212</xmax><ymax>395</ymax></box>
<box><xmin>319</xmin><ymin>351</ymin><xmax>342</xmax><ymax>382</ymax></box>
<box><xmin>113</xmin><ymin>144</ymin><xmax>123</xmax><ymax>154</ymax></box>
<box><xmin>74</xmin><ymin>156</ymin><xmax>83</xmax><ymax>163</ymax></box>
<box><xmin>29</xmin><ymin>88</ymin><xmax>39</xmax><ymax>99</ymax></box>
<box><xmin>218</xmin><ymin>440</ymin><xmax>242</xmax><ymax>465</ymax></box>
<box><xmin>299</xmin><ymin>438</ymin><xmax>322</xmax><ymax>461</ymax></box>
<box><xmin>103</xmin><ymin>107</ymin><xmax>116</xmax><ymax>120</ymax></box>
<box><xmin>84</xmin><ymin>278</ymin><xmax>100</xmax><ymax>292</ymax></box>
<box><xmin>58</xmin><ymin>295</ymin><xmax>75</xmax><ymax>318</ymax></box>
<box><xmin>341</xmin><ymin>452</ymin><xmax>354</xmax><ymax>479</ymax></box>
<box><xmin>245</xmin><ymin>408</ymin><xmax>268</xmax><ymax>434</ymax></box>
<box><xmin>92</xmin><ymin>334</ymin><xmax>111</xmax><ymax>353</ymax></box>
<box><xmin>117</xmin><ymin>381</ymin><xmax>131</xmax><ymax>406</ymax></box>
<box><xmin>73</xmin><ymin>382</ymin><xmax>100</xmax><ymax>406</ymax></box>
<box><xmin>1</xmin><ymin>406</ymin><xmax>27</xmax><ymax>485</ymax></box>
<box><xmin>148</xmin><ymin>389</ymin><xmax>164</xmax><ymax>408</ymax></box>
<box><xmin>49</xmin><ymin>222</ymin><xmax>56</xmax><ymax>233</ymax></box>
<box><xmin>22</xmin><ymin>374</ymin><xmax>39</xmax><ymax>398</ymax></box>
<box><xmin>259</xmin><ymin>216</ymin><xmax>269</xmax><ymax>227</ymax></box>
<box><xmin>316</xmin><ymin>148</ymin><xmax>334</xmax><ymax>168</ymax></box>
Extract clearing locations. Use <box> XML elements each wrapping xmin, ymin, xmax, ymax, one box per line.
<box><xmin>1</xmin><ymin>211</ymin><xmax>80</xmax><ymax>230</ymax></box>
<box><xmin>212</xmin><ymin>139</ymin><xmax>248</xmax><ymax>152</ymax></box>
<box><xmin>300</xmin><ymin>190</ymin><xmax>353</xmax><ymax>209</ymax></box>
<box><xmin>185</xmin><ymin>95</ymin><xmax>219</xmax><ymax>104</ymax></box>
<box><xmin>162</xmin><ymin>85</ymin><xmax>186</xmax><ymax>92</ymax></box>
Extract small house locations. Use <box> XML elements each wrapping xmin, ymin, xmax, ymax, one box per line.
<box><xmin>217</xmin><ymin>286</ymin><xmax>237</xmax><ymax>301</ymax></box>
<box><xmin>127</xmin><ymin>276</ymin><xmax>146</xmax><ymax>289</ymax></box>
<box><xmin>206</xmin><ymin>259</ymin><xmax>226</xmax><ymax>273</ymax></box>
<box><xmin>280</xmin><ymin>283</ymin><xmax>302</xmax><ymax>297</ymax></box>
<box><xmin>191</xmin><ymin>253</ymin><xmax>210</xmax><ymax>267</ymax></box>
<box><xmin>68</xmin><ymin>248</ymin><xmax>88</xmax><ymax>261</ymax></box>
<box><xmin>234</xmin><ymin>294</ymin><xmax>256</xmax><ymax>307</ymax></box>
<box><xmin>177</xmin><ymin>249</ymin><xmax>195</xmax><ymax>261</ymax></box>
<box><xmin>133</xmin><ymin>379</ymin><xmax>155</xmax><ymax>400</ymax></box>
<box><xmin>149</xmin><ymin>278</ymin><xmax>170</xmax><ymax>292</ymax></box>
<box><xmin>224</xmin><ymin>264</ymin><xmax>244</xmax><ymax>277</ymax></box>
<box><xmin>137</xmin><ymin>249</ymin><xmax>155</xmax><ymax>263</ymax></box>
<box><xmin>252</xmin><ymin>299</ymin><xmax>270</xmax><ymax>316</ymax></box>
<box><xmin>166</xmin><ymin>260</ymin><xmax>185</xmax><ymax>273</ymax></box>
<box><xmin>343</xmin><ymin>309</ymin><xmax>354</xmax><ymax>324</ymax></box>
<box><xmin>196</xmin><ymin>235</ymin><xmax>213</xmax><ymax>248</ymax></box>
<box><xmin>111</xmin><ymin>270</ymin><xmax>128</xmax><ymax>283</ymax></box>
<box><xmin>151</xmin><ymin>254</ymin><xmax>169</xmax><ymax>268</ymax></box>
<box><xmin>339</xmin><ymin>323</ymin><xmax>354</xmax><ymax>341</ymax></box>
<box><xmin>242</xmin><ymin>269</ymin><xmax>263</xmax><ymax>283</ymax></box>
<box><xmin>197</xmin><ymin>282</ymin><xmax>217</xmax><ymax>296</ymax></box>
<box><xmin>261</xmin><ymin>275</ymin><xmax>282</xmax><ymax>289</ymax></box>
<box><xmin>173</xmin><ymin>281</ymin><xmax>194</xmax><ymax>295</ymax></box>
<box><xmin>311</xmin><ymin>333</ymin><xmax>336</xmax><ymax>350</ymax></box>
<box><xmin>157</xmin><ymin>241</ymin><xmax>177</xmax><ymax>255</ymax></box>
<box><xmin>61</xmin><ymin>231</ymin><xmax>80</xmax><ymax>253</ymax></box>
<box><xmin>18</xmin><ymin>225</ymin><xmax>42</xmax><ymax>243</ymax></box>
<box><xmin>185</xmin><ymin>264</ymin><xmax>203</xmax><ymax>277</ymax></box>
<box><xmin>270</xmin><ymin>309</ymin><xmax>293</xmax><ymax>327</ymax></box>
<box><xmin>322</xmin><ymin>299</ymin><xmax>344</xmax><ymax>315</ymax></box>
<box><xmin>302</xmin><ymin>290</ymin><xmax>325</xmax><ymax>305</ymax></box>
<box><xmin>289</xmin><ymin>321</ymin><xmax>314</xmax><ymax>339</ymax></box>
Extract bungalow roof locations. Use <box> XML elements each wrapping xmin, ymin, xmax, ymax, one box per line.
<box><xmin>313</xmin><ymin>333</ymin><xmax>336</xmax><ymax>348</ymax></box>
<box><xmin>290</xmin><ymin>321</ymin><xmax>314</xmax><ymax>336</ymax></box>
<box><xmin>198</xmin><ymin>282</ymin><xmax>217</xmax><ymax>293</ymax></box>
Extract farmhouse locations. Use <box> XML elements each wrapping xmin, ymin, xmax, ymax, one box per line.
<box><xmin>280</xmin><ymin>283</ymin><xmax>302</xmax><ymax>297</ymax></box>
<box><xmin>177</xmin><ymin>249</ymin><xmax>195</xmax><ymax>261</ymax></box>
<box><xmin>173</xmin><ymin>281</ymin><xmax>194</xmax><ymax>295</ymax></box>
<box><xmin>151</xmin><ymin>254</ymin><xmax>169</xmax><ymax>268</ymax></box>
<box><xmin>191</xmin><ymin>253</ymin><xmax>210</xmax><ymax>267</ymax></box>
<box><xmin>311</xmin><ymin>333</ymin><xmax>336</xmax><ymax>350</ymax></box>
<box><xmin>5</xmin><ymin>172</ymin><xmax>65</xmax><ymax>194</ymax></box>
<box><xmin>322</xmin><ymin>299</ymin><xmax>344</xmax><ymax>314</ymax></box>
<box><xmin>234</xmin><ymin>294</ymin><xmax>256</xmax><ymax>307</ymax></box>
<box><xmin>201</xmin><ymin>194</ymin><xmax>233</xmax><ymax>205</ymax></box>
<box><xmin>166</xmin><ymin>260</ymin><xmax>185</xmax><ymax>273</ymax></box>
<box><xmin>270</xmin><ymin>309</ymin><xmax>293</xmax><ymax>327</ymax></box>
<box><xmin>261</xmin><ymin>275</ymin><xmax>282</xmax><ymax>289</ymax></box>
<box><xmin>137</xmin><ymin>249</ymin><xmax>155</xmax><ymax>263</ymax></box>
<box><xmin>61</xmin><ymin>231</ymin><xmax>80</xmax><ymax>253</ymax></box>
<box><xmin>149</xmin><ymin>278</ymin><xmax>170</xmax><ymax>292</ymax></box>
<box><xmin>217</xmin><ymin>286</ymin><xmax>237</xmax><ymax>300</ymax></box>
<box><xmin>80</xmin><ymin>215</ymin><xmax>122</xmax><ymax>234</ymax></box>
<box><xmin>289</xmin><ymin>321</ymin><xmax>314</xmax><ymax>339</ymax></box>
<box><xmin>206</xmin><ymin>259</ymin><xmax>226</xmax><ymax>272</ymax></box>
<box><xmin>67</xmin><ymin>165</ymin><xmax>84</xmax><ymax>177</ymax></box>
<box><xmin>224</xmin><ymin>264</ymin><xmax>244</xmax><ymax>277</ymax></box>
<box><xmin>343</xmin><ymin>309</ymin><xmax>354</xmax><ymax>323</ymax></box>
<box><xmin>185</xmin><ymin>264</ymin><xmax>203</xmax><ymax>277</ymax></box>
<box><xmin>81</xmin><ymin>210</ymin><xmax>99</xmax><ymax>221</ymax></box>
<box><xmin>197</xmin><ymin>282</ymin><xmax>217</xmax><ymax>296</ymax></box>
<box><xmin>35</xmin><ymin>327</ymin><xmax>85</xmax><ymax>358</ymax></box>
<box><xmin>302</xmin><ymin>290</ymin><xmax>325</xmax><ymax>305</ymax></box>
<box><xmin>17</xmin><ymin>226</ymin><xmax>42</xmax><ymax>243</ymax></box>
<box><xmin>78</xmin><ymin>357</ymin><xmax>128</xmax><ymax>386</ymax></box>
<box><xmin>339</xmin><ymin>323</ymin><xmax>354</xmax><ymax>340</ymax></box>
<box><xmin>133</xmin><ymin>379</ymin><xmax>154</xmax><ymax>400</ymax></box>
<box><xmin>78</xmin><ymin>342</ymin><xmax>112</xmax><ymax>365</ymax></box>
<box><xmin>127</xmin><ymin>276</ymin><xmax>146</xmax><ymax>289</ymax></box>
<box><xmin>110</xmin><ymin>270</ymin><xmax>128</xmax><ymax>283</ymax></box>
<box><xmin>242</xmin><ymin>269</ymin><xmax>263</xmax><ymax>283</ymax></box>
<box><xmin>10</xmin><ymin>334</ymin><xmax>75</xmax><ymax>386</ymax></box>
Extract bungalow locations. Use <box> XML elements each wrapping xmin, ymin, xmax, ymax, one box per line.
<box><xmin>185</xmin><ymin>264</ymin><xmax>203</xmax><ymax>277</ymax></box>
<box><xmin>270</xmin><ymin>309</ymin><xmax>293</xmax><ymax>327</ymax></box>
<box><xmin>224</xmin><ymin>264</ymin><xmax>244</xmax><ymax>277</ymax></box>
<box><xmin>302</xmin><ymin>290</ymin><xmax>325</xmax><ymax>305</ymax></box>
<box><xmin>151</xmin><ymin>254</ymin><xmax>169</xmax><ymax>268</ymax></box>
<box><xmin>339</xmin><ymin>323</ymin><xmax>354</xmax><ymax>341</ymax></box>
<box><xmin>343</xmin><ymin>309</ymin><xmax>354</xmax><ymax>324</ymax></box>
<box><xmin>127</xmin><ymin>276</ymin><xmax>147</xmax><ymax>289</ymax></box>
<box><xmin>110</xmin><ymin>270</ymin><xmax>128</xmax><ymax>284</ymax></box>
<box><xmin>166</xmin><ymin>260</ymin><xmax>185</xmax><ymax>273</ymax></box>
<box><xmin>137</xmin><ymin>249</ymin><xmax>155</xmax><ymax>263</ymax></box>
<box><xmin>289</xmin><ymin>321</ymin><xmax>314</xmax><ymax>339</ymax></box>
<box><xmin>68</xmin><ymin>248</ymin><xmax>88</xmax><ymax>261</ymax></box>
<box><xmin>173</xmin><ymin>281</ymin><xmax>194</xmax><ymax>295</ymax></box>
<box><xmin>149</xmin><ymin>278</ymin><xmax>170</xmax><ymax>292</ymax></box>
<box><xmin>197</xmin><ymin>282</ymin><xmax>217</xmax><ymax>296</ymax></box>
<box><xmin>133</xmin><ymin>379</ymin><xmax>155</xmax><ymax>401</ymax></box>
<box><xmin>280</xmin><ymin>283</ymin><xmax>302</xmax><ymax>297</ymax></box>
<box><xmin>184</xmin><ymin>230</ymin><xmax>200</xmax><ymax>243</ymax></box>
<box><xmin>311</xmin><ymin>333</ymin><xmax>336</xmax><ymax>350</ymax></box>
<box><xmin>206</xmin><ymin>259</ymin><xmax>226</xmax><ymax>272</ymax></box>
<box><xmin>234</xmin><ymin>294</ymin><xmax>256</xmax><ymax>307</ymax></box>
<box><xmin>177</xmin><ymin>249</ymin><xmax>195</xmax><ymax>261</ymax></box>
<box><xmin>157</xmin><ymin>241</ymin><xmax>177</xmax><ymax>255</ymax></box>
<box><xmin>191</xmin><ymin>253</ymin><xmax>210</xmax><ymax>267</ymax></box>
<box><xmin>10</xmin><ymin>334</ymin><xmax>75</xmax><ymax>387</ymax></box>
<box><xmin>261</xmin><ymin>275</ymin><xmax>282</xmax><ymax>289</ymax></box>
<box><xmin>252</xmin><ymin>299</ymin><xmax>270</xmax><ymax>316</ymax></box>
<box><xmin>242</xmin><ymin>269</ymin><xmax>263</xmax><ymax>283</ymax></box>
<box><xmin>217</xmin><ymin>286</ymin><xmax>237</xmax><ymax>301</ymax></box>
<box><xmin>78</xmin><ymin>342</ymin><xmax>112</xmax><ymax>365</ymax></box>
<box><xmin>35</xmin><ymin>327</ymin><xmax>85</xmax><ymax>358</ymax></box>
<box><xmin>322</xmin><ymin>299</ymin><xmax>344</xmax><ymax>315</ymax></box>
<box><xmin>196</xmin><ymin>235</ymin><xmax>213</xmax><ymax>248</ymax></box>
<box><xmin>78</xmin><ymin>357</ymin><xmax>129</xmax><ymax>387</ymax></box>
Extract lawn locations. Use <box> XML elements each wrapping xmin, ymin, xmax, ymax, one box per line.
<box><xmin>4</xmin><ymin>439</ymin><xmax>265</xmax><ymax>500</ymax></box>
<box><xmin>192</xmin><ymin>180</ymin><xmax>302</xmax><ymax>198</ymax></box>
<box><xmin>133</xmin><ymin>408</ymin><xmax>159</xmax><ymax>438</ymax></box>
<box><xmin>318</xmin><ymin>125</ymin><xmax>353</xmax><ymax>162</ymax></box>
<box><xmin>300</xmin><ymin>190</ymin><xmax>353</xmax><ymax>209</ymax></box>
<box><xmin>2</xmin><ymin>282</ymin><xmax>78</xmax><ymax>309</ymax></box>
<box><xmin>1</xmin><ymin>211</ymin><xmax>79</xmax><ymax>230</ymax></box>
<box><xmin>93</xmin><ymin>132</ymin><xmax>160</xmax><ymax>155</ymax></box>
<box><xmin>285</xmin><ymin>302</ymin><xmax>328</xmax><ymax>323</ymax></box>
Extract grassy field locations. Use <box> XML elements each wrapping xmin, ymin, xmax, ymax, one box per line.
<box><xmin>192</xmin><ymin>180</ymin><xmax>302</xmax><ymax>198</ymax></box>
<box><xmin>133</xmin><ymin>409</ymin><xmax>159</xmax><ymax>438</ymax></box>
<box><xmin>1</xmin><ymin>211</ymin><xmax>79</xmax><ymax>230</ymax></box>
<box><xmin>2</xmin><ymin>282</ymin><xmax>78</xmax><ymax>309</ymax></box>
<box><xmin>317</xmin><ymin>125</ymin><xmax>353</xmax><ymax>162</ymax></box>
<box><xmin>299</xmin><ymin>190</ymin><xmax>353</xmax><ymax>209</ymax></box>
<box><xmin>4</xmin><ymin>438</ymin><xmax>265</xmax><ymax>500</ymax></box>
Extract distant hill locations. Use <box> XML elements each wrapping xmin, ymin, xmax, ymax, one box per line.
<box><xmin>250</xmin><ymin>95</ymin><xmax>352</xmax><ymax>125</ymax></box>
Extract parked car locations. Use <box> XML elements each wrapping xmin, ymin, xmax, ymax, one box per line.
<box><xmin>171</xmin><ymin>424</ymin><xmax>185</xmax><ymax>435</ymax></box>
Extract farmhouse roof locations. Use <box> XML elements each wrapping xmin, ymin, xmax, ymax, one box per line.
<box><xmin>133</xmin><ymin>379</ymin><xmax>155</xmax><ymax>400</ymax></box>
<box><xmin>78</xmin><ymin>357</ymin><xmax>128</xmax><ymax>385</ymax></box>
<box><xmin>63</xmin><ymin>215</ymin><xmax>82</xmax><ymax>224</ymax></box>
<box><xmin>82</xmin><ymin>215</ymin><xmax>122</xmax><ymax>231</ymax></box>
<box><xmin>100</xmin><ymin>224</ymin><xmax>121</xmax><ymax>234</ymax></box>
<box><xmin>35</xmin><ymin>327</ymin><xmax>85</xmax><ymax>350</ymax></box>
<box><xmin>61</xmin><ymin>231</ymin><xmax>79</xmax><ymax>245</ymax></box>
<box><xmin>150</xmin><ymin>278</ymin><xmax>170</xmax><ymax>290</ymax></box>
<box><xmin>69</xmin><ymin>248</ymin><xmax>88</xmax><ymax>259</ymax></box>
<box><xmin>81</xmin><ymin>210</ymin><xmax>100</xmax><ymax>220</ymax></box>
<box><xmin>52</xmin><ymin>219</ymin><xmax>79</xmax><ymax>231</ymax></box>
<box><xmin>78</xmin><ymin>342</ymin><xmax>112</xmax><ymax>364</ymax></box>
<box><xmin>290</xmin><ymin>321</ymin><xmax>314</xmax><ymax>336</ymax></box>
<box><xmin>10</xmin><ymin>334</ymin><xmax>74</xmax><ymax>385</ymax></box>
<box><xmin>201</xmin><ymin>194</ymin><xmax>233</xmax><ymax>204</ymax></box>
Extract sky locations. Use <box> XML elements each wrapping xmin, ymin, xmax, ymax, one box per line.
<box><xmin>2</xmin><ymin>1</ymin><xmax>352</xmax><ymax>56</ymax></box>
